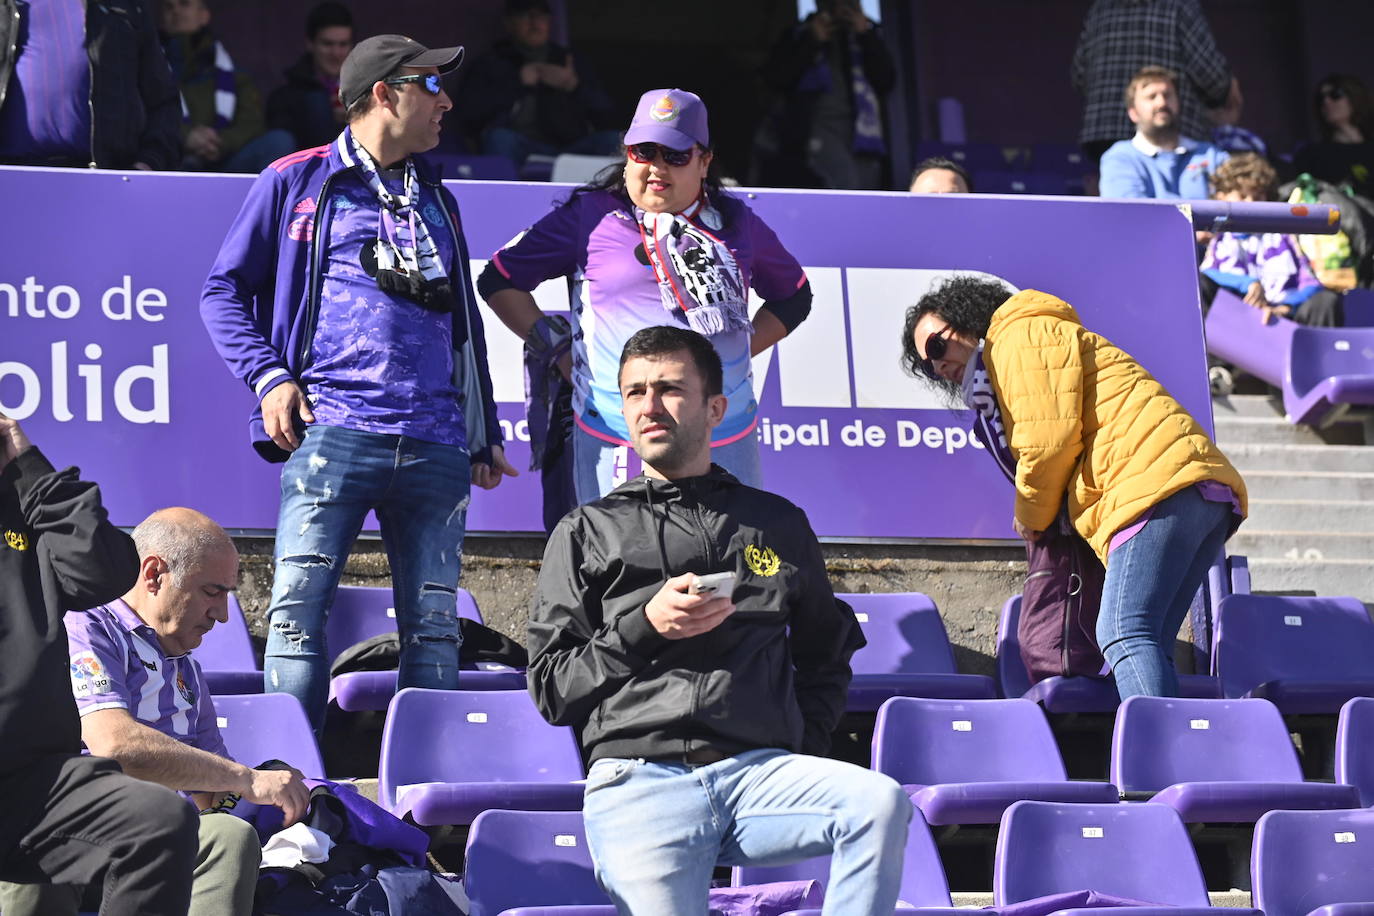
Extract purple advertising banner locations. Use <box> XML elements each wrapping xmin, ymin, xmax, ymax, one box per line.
<box><xmin>0</xmin><ymin>166</ymin><xmax>1210</xmax><ymax>539</ymax></box>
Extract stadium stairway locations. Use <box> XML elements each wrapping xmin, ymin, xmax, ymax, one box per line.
<box><xmin>1212</xmin><ymin>393</ymin><xmax>1374</xmax><ymax>604</ymax></box>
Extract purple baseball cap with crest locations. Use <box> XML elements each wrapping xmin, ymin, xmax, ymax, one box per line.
<box><xmin>623</xmin><ymin>88</ymin><xmax>710</xmax><ymax>150</ymax></box>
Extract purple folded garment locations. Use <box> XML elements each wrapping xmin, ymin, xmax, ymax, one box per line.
<box><xmin>993</xmin><ymin>888</ymin><xmax>1159</xmax><ymax>916</ymax></box>
<box><xmin>708</xmin><ymin>880</ymin><xmax>824</xmax><ymax>916</ymax></box>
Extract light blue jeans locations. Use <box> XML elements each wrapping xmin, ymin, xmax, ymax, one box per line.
<box><xmin>572</xmin><ymin>423</ymin><xmax>762</xmax><ymax>504</ymax></box>
<box><xmin>1096</xmin><ymin>485</ymin><xmax>1234</xmax><ymax>700</ymax></box>
<box><xmin>581</xmin><ymin>748</ymin><xmax>911</xmax><ymax>916</ymax></box>
<box><xmin>264</xmin><ymin>425</ymin><xmax>470</xmax><ymax>732</ymax></box>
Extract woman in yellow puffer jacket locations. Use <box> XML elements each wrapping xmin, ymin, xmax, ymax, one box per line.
<box><xmin>900</xmin><ymin>275</ymin><xmax>1247</xmax><ymax>700</ymax></box>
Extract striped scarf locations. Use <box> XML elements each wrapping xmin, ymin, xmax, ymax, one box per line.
<box><xmin>177</xmin><ymin>38</ymin><xmax>237</xmax><ymax>129</ymax></box>
<box><xmin>341</xmin><ymin>131</ymin><xmax>454</xmax><ymax>313</ymax></box>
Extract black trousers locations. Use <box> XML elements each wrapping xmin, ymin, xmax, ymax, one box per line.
<box><xmin>0</xmin><ymin>755</ymin><xmax>197</xmax><ymax>916</ymax></box>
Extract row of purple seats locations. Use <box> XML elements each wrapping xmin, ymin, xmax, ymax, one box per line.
<box><xmin>460</xmin><ymin>802</ymin><xmax>1263</xmax><ymax>916</ymax></box>
<box><xmin>1205</xmin><ymin>287</ymin><xmax>1374</xmax><ymax>426</ymax></box>
<box><xmin>872</xmin><ymin>695</ymin><xmax>1357</xmax><ymax>833</ymax></box>
<box><xmin>998</xmin><ymin>591</ymin><xmax>1374</xmax><ymax>715</ymax></box>
<box><xmin>194</xmin><ymin>586</ymin><xmax>527</xmax><ymax>709</ymax></box>
<box><xmin>915</xmin><ymin>141</ymin><xmax>1090</xmax><ymax>176</ymax></box>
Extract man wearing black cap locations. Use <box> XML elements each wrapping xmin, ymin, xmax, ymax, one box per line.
<box><xmin>201</xmin><ymin>35</ymin><xmax>516</xmax><ymax>734</ymax></box>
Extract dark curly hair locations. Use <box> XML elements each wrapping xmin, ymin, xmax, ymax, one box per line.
<box><xmin>899</xmin><ymin>274</ymin><xmax>1014</xmax><ymax>400</ymax></box>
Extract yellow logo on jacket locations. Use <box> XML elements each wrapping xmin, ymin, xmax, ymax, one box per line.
<box><xmin>4</xmin><ymin>529</ymin><xmax>28</xmax><ymax>551</ymax></box>
<box><xmin>744</xmin><ymin>545</ymin><xmax>780</xmax><ymax>577</ymax></box>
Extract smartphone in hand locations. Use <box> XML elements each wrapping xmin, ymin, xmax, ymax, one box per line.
<box><xmin>689</xmin><ymin>571</ymin><xmax>736</xmax><ymax>599</ymax></box>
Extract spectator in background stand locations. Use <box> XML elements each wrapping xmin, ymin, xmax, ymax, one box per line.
<box><xmin>1072</xmin><ymin>0</ymin><xmax>1231</xmax><ymax>165</ymax></box>
<box><xmin>1200</xmin><ymin>153</ymin><xmax>1344</xmax><ymax>327</ymax></box>
<box><xmin>1099</xmin><ymin>65</ymin><xmax>1227</xmax><ymax>199</ymax></box>
<box><xmin>458</xmin><ymin>0</ymin><xmax>619</xmax><ymax>169</ymax></box>
<box><xmin>0</xmin><ymin>413</ymin><xmax>198</xmax><ymax>916</ymax></box>
<box><xmin>760</xmin><ymin>0</ymin><xmax>895</xmax><ymax>190</ymax></box>
<box><xmin>267</xmin><ymin>2</ymin><xmax>355</xmax><ymax>151</ymax></box>
<box><xmin>1294</xmin><ymin>74</ymin><xmax>1374</xmax><ymax>200</ymax></box>
<box><xmin>909</xmin><ymin>156</ymin><xmax>972</xmax><ymax>194</ymax></box>
<box><xmin>1208</xmin><ymin>77</ymin><xmax>1266</xmax><ymax>158</ymax></box>
<box><xmin>0</xmin><ymin>0</ymin><xmax>180</xmax><ymax>169</ymax></box>
<box><xmin>160</xmin><ymin>0</ymin><xmax>295</xmax><ymax>172</ymax></box>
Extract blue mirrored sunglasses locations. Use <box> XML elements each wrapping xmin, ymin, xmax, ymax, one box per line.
<box><xmin>384</xmin><ymin>73</ymin><xmax>443</xmax><ymax>95</ymax></box>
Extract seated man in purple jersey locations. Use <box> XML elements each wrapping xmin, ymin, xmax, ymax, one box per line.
<box><xmin>201</xmin><ymin>35</ymin><xmax>516</xmax><ymax>735</ymax></box>
<box><xmin>480</xmin><ymin>88</ymin><xmax>813</xmax><ymax>507</ymax></box>
<box><xmin>0</xmin><ymin>414</ymin><xmax>197</xmax><ymax>916</ymax></box>
<box><xmin>2</xmin><ymin>507</ymin><xmax>311</xmax><ymax>916</ymax></box>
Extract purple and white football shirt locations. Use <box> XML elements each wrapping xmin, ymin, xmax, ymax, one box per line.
<box><xmin>490</xmin><ymin>190</ymin><xmax>806</xmax><ymax>446</ymax></box>
<box><xmin>65</xmin><ymin>600</ymin><xmax>227</xmax><ymax>757</ymax></box>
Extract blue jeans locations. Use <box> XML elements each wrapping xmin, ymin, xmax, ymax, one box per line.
<box><xmin>264</xmin><ymin>425</ymin><xmax>471</xmax><ymax>732</ymax></box>
<box><xmin>572</xmin><ymin>423</ymin><xmax>762</xmax><ymax>504</ymax></box>
<box><xmin>581</xmin><ymin>749</ymin><xmax>911</xmax><ymax>916</ymax></box>
<box><xmin>1096</xmin><ymin>485</ymin><xmax>1234</xmax><ymax>700</ymax></box>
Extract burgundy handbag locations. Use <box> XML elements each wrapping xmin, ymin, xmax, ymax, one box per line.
<box><xmin>1018</xmin><ymin>512</ymin><xmax>1107</xmax><ymax>685</ymax></box>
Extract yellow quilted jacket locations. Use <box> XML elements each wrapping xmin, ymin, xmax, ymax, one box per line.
<box><xmin>984</xmin><ymin>290</ymin><xmax>1248</xmax><ymax>563</ymax></box>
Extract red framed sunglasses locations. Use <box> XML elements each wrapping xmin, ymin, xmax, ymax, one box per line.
<box><xmin>626</xmin><ymin>142</ymin><xmax>696</xmax><ymax>167</ymax></box>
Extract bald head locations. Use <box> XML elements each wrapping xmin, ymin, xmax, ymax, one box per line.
<box><xmin>132</xmin><ymin>507</ymin><xmax>236</xmax><ymax>585</ymax></box>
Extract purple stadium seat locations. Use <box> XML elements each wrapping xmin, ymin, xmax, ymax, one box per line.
<box><xmin>423</xmin><ymin>152</ymin><xmax>520</xmax><ymax>181</ymax></box>
<box><xmin>463</xmin><ymin>810</ymin><xmax>614</xmax><ymax>916</ymax></box>
<box><xmin>1205</xmin><ymin>288</ymin><xmax>1374</xmax><ymax>426</ymax></box>
<box><xmin>1336</xmin><ymin>697</ymin><xmax>1374</xmax><ymax>805</ymax></box>
<box><xmin>1284</xmin><ymin>323</ymin><xmax>1374</xmax><ymax>425</ymax></box>
<box><xmin>1345</xmin><ymin>288</ymin><xmax>1374</xmax><ymax>327</ymax></box>
<box><xmin>197</xmin><ymin>593</ymin><xmax>263</xmax><ymax>695</ymax></box>
<box><xmin>1214</xmin><ymin>595</ymin><xmax>1374</xmax><ymax>714</ymax></box>
<box><xmin>1033</xmin><ymin>143</ymin><xmax>1090</xmax><ymax>175</ymax></box>
<box><xmin>994</xmin><ymin>800</ymin><xmax>1260</xmax><ymax>916</ymax></box>
<box><xmin>974</xmin><ymin>171</ymin><xmax>1070</xmax><ymax>196</ymax></box>
<box><xmin>1110</xmin><ymin>697</ymin><xmax>1358</xmax><ymax>822</ymax></box>
<box><xmin>378</xmin><ymin>688</ymin><xmax>584</xmax><ymax>827</ymax></box>
<box><xmin>212</xmin><ymin>692</ymin><xmax>325</xmax><ymax>778</ymax></box>
<box><xmin>730</xmin><ymin>805</ymin><xmax>959</xmax><ymax>910</ymax></box>
<box><xmin>838</xmin><ymin>593</ymin><xmax>997</xmax><ymax>711</ymax></box>
<box><xmin>872</xmin><ymin>697</ymin><xmax>1118</xmax><ymax>826</ymax></box>
<box><xmin>1253</xmin><ymin>808</ymin><xmax>1374</xmax><ymax>916</ymax></box>
<box><xmin>996</xmin><ymin>596</ymin><xmax>1221</xmax><ymax>712</ymax></box>
<box><xmin>326</xmin><ymin>584</ymin><xmax>525</xmax><ymax>712</ymax></box>
<box><xmin>915</xmin><ymin>141</ymin><xmax>1031</xmax><ymax>172</ymax></box>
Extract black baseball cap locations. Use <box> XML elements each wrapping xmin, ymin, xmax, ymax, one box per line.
<box><xmin>339</xmin><ymin>35</ymin><xmax>464</xmax><ymax>108</ymax></box>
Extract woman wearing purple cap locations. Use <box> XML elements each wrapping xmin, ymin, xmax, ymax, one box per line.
<box><xmin>478</xmin><ymin>88</ymin><xmax>813</xmax><ymax>506</ymax></box>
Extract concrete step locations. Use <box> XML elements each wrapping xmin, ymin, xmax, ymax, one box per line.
<box><xmin>1226</xmin><ymin>442</ymin><xmax>1374</xmax><ymax>474</ymax></box>
<box><xmin>1247</xmin><ymin>557</ymin><xmax>1374</xmax><ymax>602</ymax></box>
<box><xmin>1241</xmin><ymin>469</ymin><xmax>1374</xmax><ymax>501</ymax></box>
<box><xmin>1246</xmin><ymin>498</ymin><xmax>1374</xmax><ymax>533</ymax></box>
<box><xmin>1232</xmin><ymin>529</ymin><xmax>1374</xmax><ymax>560</ymax></box>
<box><xmin>1214</xmin><ymin>415</ymin><xmax>1329</xmax><ymax>446</ymax></box>
<box><xmin>1210</xmin><ymin>393</ymin><xmax>1285</xmax><ymax>420</ymax></box>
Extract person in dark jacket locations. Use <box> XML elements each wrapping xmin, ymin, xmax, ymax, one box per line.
<box><xmin>457</xmin><ymin>0</ymin><xmax>619</xmax><ymax>168</ymax></box>
<box><xmin>527</xmin><ymin>326</ymin><xmax>910</xmax><ymax>916</ymax></box>
<box><xmin>0</xmin><ymin>0</ymin><xmax>180</xmax><ymax>169</ymax></box>
<box><xmin>759</xmin><ymin>0</ymin><xmax>896</xmax><ymax>189</ymax></box>
<box><xmin>267</xmin><ymin>2</ymin><xmax>356</xmax><ymax>151</ymax></box>
<box><xmin>0</xmin><ymin>412</ymin><xmax>198</xmax><ymax>915</ymax></box>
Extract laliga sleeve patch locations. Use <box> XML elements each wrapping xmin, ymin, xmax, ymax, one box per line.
<box><xmin>70</xmin><ymin>651</ymin><xmax>112</xmax><ymax>696</ymax></box>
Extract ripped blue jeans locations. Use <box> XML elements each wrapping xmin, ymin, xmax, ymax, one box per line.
<box><xmin>263</xmin><ymin>424</ymin><xmax>471</xmax><ymax>732</ymax></box>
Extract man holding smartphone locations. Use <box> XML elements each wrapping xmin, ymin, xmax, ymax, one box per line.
<box><xmin>527</xmin><ymin>326</ymin><xmax>910</xmax><ymax>915</ymax></box>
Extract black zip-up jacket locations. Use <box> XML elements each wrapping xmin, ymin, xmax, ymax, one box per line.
<box><xmin>528</xmin><ymin>467</ymin><xmax>864</xmax><ymax>764</ymax></box>
<box><xmin>0</xmin><ymin>0</ymin><xmax>180</xmax><ymax>169</ymax></box>
<box><xmin>0</xmin><ymin>448</ymin><xmax>138</xmax><ymax>848</ymax></box>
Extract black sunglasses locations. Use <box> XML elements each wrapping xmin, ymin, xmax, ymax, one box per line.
<box><xmin>626</xmin><ymin>142</ymin><xmax>695</xmax><ymax>168</ymax></box>
<box><xmin>918</xmin><ymin>325</ymin><xmax>954</xmax><ymax>380</ymax></box>
<box><xmin>1320</xmin><ymin>86</ymin><xmax>1347</xmax><ymax>102</ymax></box>
<box><xmin>384</xmin><ymin>73</ymin><xmax>443</xmax><ymax>95</ymax></box>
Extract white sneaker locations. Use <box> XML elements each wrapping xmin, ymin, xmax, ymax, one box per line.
<box><xmin>1209</xmin><ymin>365</ymin><xmax>1234</xmax><ymax>397</ymax></box>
